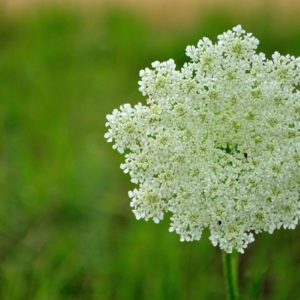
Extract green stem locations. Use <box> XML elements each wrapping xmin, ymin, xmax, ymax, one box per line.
<box><xmin>222</xmin><ymin>251</ymin><xmax>239</xmax><ymax>300</ymax></box>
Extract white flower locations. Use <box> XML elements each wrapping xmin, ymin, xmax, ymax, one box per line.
<box><xmin>105</xmin><ymin>25</ymin><xmax>300</xmax><ymax>253</ymax></box>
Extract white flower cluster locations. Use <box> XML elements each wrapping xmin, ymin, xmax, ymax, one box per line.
<box><xmin>105</xmin><ymin>25</ymin><xmax>300</xmax><ymax>253</ymax></box>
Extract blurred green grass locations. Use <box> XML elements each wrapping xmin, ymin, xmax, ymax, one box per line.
<box><xmin>0</xmin><ymin>8</ymin><xmax>299</xmax><ymax>300</ymax></box>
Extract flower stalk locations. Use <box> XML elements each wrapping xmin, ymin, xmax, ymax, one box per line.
<box><xmin>222</xmin><ymin>251</ymin><xmax>239</xmax><ymax>300</ymax></box>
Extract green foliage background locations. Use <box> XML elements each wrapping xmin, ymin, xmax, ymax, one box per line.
<box><xmin>0</xmin><ymin>7</ymin><xmax>299</xmax><ymax>300</ymax></box>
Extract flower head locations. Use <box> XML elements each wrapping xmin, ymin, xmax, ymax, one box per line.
<box><xmin>105</xmin><ymin>25</ymin><xmax>300</xmax><ymax>253</ymax></box>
